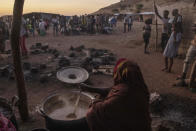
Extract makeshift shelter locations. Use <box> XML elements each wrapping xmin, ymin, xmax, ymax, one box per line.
<box><xmin>119</xmin><ymin>12</ymin><xmax>155</xmax><ymax>22</ymax></box>
<box><xmin>138</xmin><ymin>12</ymin><xmax>155</xmax><ymax>22</ymax></box>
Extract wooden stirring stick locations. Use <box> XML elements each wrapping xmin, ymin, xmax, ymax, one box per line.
<box><xmin>66</xmin><ymin>89</ymin><xmax>82</xmax><ymax>119</ymax></box>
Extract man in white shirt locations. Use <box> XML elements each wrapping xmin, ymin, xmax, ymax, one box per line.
<box><xmin>123</xmin><ymin>15</ymin><xmax>128</xmax><ymax>33</ymax></box>
<box><xmin>154</xmin><ymin>4</ymin><xmax>170</xmax><ymax>52</ymax></box>
<box><xmin>39</xmin><ymin>20</ymin><xmax>46</xmax><ymax>36</ymax></box>
<box><xmin>52</xmin><ymin>17</ymin><xmax>59</xmax><ymax>36</ymax></box>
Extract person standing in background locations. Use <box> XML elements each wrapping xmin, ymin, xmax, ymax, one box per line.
<box><xmin>31</xmin><ymin>16</ymin><xmax>36</xmax><ymax>37</ymax></box>
<box><xmin>162</xmin><ymin>9</ymin><xmax>183</xmax><ymax>73</ymax></box>
<box><xmin>175</xmin><ymin>22</ymin><xmax>196</xmax><ymax>91</ymax></box>
<box><xmin>91</xmin><ymin>16</ymin><xmax>95</xmax><ymax>34</ymax></box>
<box><xmin>52</xmin><ymin>16</ymin><xmax>59</xmax><ymax>36</ymax></box>
<box><xmin>143</xmin><ymin>19</ymin><xmax>152</xmax><ymax>54</ymax></box>
<box><xmin>39</xmin><ymin>19</ymin><xmax>46</xmax><ymax>36</ymax></box>
<box><xmin>0</xmin><ymin>19</ymin><xmax>9</xmax><ymax>53</ymax></box>
<box><xmin>96</xmin><ymin>14</ymin><xmax>100</xmax><ymax>32</ymax></box>
<box><xmin>20</xmin><ymin>17</ymin><xmax>28</xmax><ymax>57</ymax></box>
<box><xmin>128</xmin><ymin>16</ymin><xmax>133</xmax><ymax>32</ymax></box>
<box><xmin>124</xmin><ymin>15</ymin><xmax>128</xmax><ymax>33</ymax></box>
<box><xmin>154</xmin><ymin>5</ymin><xmax>170</xmax><ymax>52</ymax></box>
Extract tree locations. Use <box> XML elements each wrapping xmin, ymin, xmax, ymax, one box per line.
<box><xmin>10</xmin><ymin>0</ymin><xmax>29</xmax><ymax>121</ymax></box>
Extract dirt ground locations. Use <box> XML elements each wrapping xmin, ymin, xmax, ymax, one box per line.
<box><xmin>0</xmin><ymin>22</ymin><xmax>196</xmax><ymax>130</ymax></box>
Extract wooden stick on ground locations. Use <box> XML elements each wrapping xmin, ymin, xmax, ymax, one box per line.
<box><xmin>10</xmin><ymin>0</ymin><xmax>29</xmax><ymax>121</ymax></box>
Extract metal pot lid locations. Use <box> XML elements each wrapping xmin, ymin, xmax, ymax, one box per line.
<box><xmin>57</xmin><ymin>66</ymin><xmax>89</xmax><ymax>84</ymax></box>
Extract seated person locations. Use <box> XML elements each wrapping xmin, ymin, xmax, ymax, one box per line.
<box><xmin>103</xmin><ymin>26</ymin><xmax>113</xmax><ymax>34</ymax></box>
<box><xmin>176</xmin><ymin>22</ymin><xmax>196</xmax><ymax>90</ymax></box>
<box><xmin>41</xmin><ymin>59</ymin><xmax>152</xmax><ymax>131</ymax></box>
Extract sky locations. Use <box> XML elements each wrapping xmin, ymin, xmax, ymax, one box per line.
<box><xmin>0</xmin><ymin>0</ymin><xmax>120</xmax><ymax>16</ymax></box>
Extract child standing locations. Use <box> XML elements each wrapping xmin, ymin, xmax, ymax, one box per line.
<box><xmin>143</xmin><ymin>19</ymin><xmax>152</xmax><ymax>54</ymax></box>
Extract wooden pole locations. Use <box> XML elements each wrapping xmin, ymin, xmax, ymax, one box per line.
<box><xmin>154</xmin><ymin>1</ymin><xmax>158</xmax><ymax>51</ymax></box>
<box><xmin>10</xmin><ymin>0</ymin><xmax>29</xmax><ymax>121</ymax></box>
<box><xmin>155</xmin><ymin>15</ymin><xmax>158</xmax><ymax>51</ymax></box>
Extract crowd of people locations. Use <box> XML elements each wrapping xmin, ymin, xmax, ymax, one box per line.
<box><xmin>0</xmin><ymin>14</ymin><xmax>119</xmax><ymax>58</ymax></box>
<box><xmin>24</xmin><ymin>14</ymin><xmax>118</xmax><ymax>37</ymax></box>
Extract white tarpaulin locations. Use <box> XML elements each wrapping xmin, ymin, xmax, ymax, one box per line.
<box><xmin>139</xmin><ymin>12</ymin><xmax>155</xmax><ymax>15</ymax></box>
<box><xmin>123</xmin><ymin>12</ymin><xmax>155</xmax><ymax>16</ymax></box>
<box><xmin>114</xmin><ymin>13</ymin><xmax>120</xmax><ymax>16</ymax></box>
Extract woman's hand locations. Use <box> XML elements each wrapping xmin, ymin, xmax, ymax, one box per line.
<box><xmin>89</xmin><ymin>97</ymin><xmax>103</xmax><ymax>107</ymax></box>
<box><xmin>94</xmin><ymin>94</ymin><xmax>104</xmax><ymax>100</ymax></box>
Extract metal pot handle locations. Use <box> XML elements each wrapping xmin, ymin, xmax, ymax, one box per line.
<box><xmin>36</xmin><ymin>105</ymin><xmax>48</xmax><ymax>119</ymax></box>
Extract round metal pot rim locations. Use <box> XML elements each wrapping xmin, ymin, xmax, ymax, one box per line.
<box><xmin>38</xmin><ymin>90</ymin><xmax>95</xmax><ymax>118</ymax></box>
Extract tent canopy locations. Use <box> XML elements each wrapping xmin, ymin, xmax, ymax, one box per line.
<box><xmin>120</xmin><ymin>12</ymin><xmax>155</xmax><ymax>16</ymax></box>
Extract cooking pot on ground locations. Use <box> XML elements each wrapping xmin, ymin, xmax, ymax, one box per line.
<box><xmin>38</xmin><ymin>90</ymin><xmax>94</xmax><ymax>122</ymax></box>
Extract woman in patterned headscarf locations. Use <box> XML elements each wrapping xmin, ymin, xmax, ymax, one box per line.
<box><xmin>86</xmin><ymin>58</ymin><xmax>151</xmax><ymax>131</ymax></box>
<box><xmin>41</xmin><ymin>59</ymin><xmax>151</xmax><ymax>131</ymax></box>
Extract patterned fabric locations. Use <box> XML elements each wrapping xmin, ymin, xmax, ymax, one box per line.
<box><xmin>0</xmin><ymin>113</ymin><xmax>16</xmax><ymax>131</ymax></box>
<box><xmin>113</xmin><ymin>58</ymin><xmax>127</xmax><ymax>80</ymax></box>
<box><xmin>113</xmin><ymin>59</ymin><xmax>148</xmax><ymax>88</ymax></box>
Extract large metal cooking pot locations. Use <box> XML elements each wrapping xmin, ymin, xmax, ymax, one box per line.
<box><xmin>38</xmin><ymin>90</ymin><xmax>94</xmax><ymax>121</ymax></box>
<box><xmin>0</xmin><ymin>96</ymin><xmax>18</xmax><ymax>130</ymax></box>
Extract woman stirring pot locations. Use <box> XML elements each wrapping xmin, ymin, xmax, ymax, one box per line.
<box><xmin>41</xmin><ymin>59</ymin><xmax>152</xmax><ymax>131</ymax></box>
